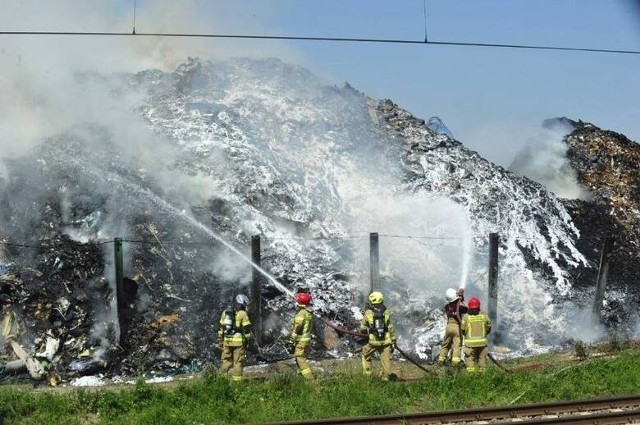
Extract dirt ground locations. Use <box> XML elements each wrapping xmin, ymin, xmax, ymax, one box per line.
<box><xmin>1</xmin><ymin>348</ymin><xmax>596</xmax><ymax>395</ymax></box>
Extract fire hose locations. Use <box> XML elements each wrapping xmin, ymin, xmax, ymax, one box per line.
<box><xmin>318</xmin><ymin>315</ymin><xmax>510</xmax><ymax>373</ymax></box>
<box><xmin>488</xmin><ymin>352</ymin><xmax>510</xmax><ymax>372</ymax></box>
<box><xmin>316</xmin><ymin>315</ymin><xmax>433</xmax><ymax>375</ymax></box>
<box><xmin>244</xmin><ymin>313</ymin><xmax>507</xmax><ymax>374</ymax></box>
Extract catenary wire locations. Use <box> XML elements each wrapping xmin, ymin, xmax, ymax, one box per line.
<box><xmin>0</xmin><ymin>30</ymin><xmax>639</xmax><ymax>55</ymax></box>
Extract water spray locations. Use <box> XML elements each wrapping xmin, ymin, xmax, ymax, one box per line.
<box><xmin>113</xmin><ymin>175</ymin><xmax>295</xmax><ymax>298</ymax></box>
<box><xmin>458</xmin><ymin>219</ymin><xmax>472</xmax><ymax>290</ymax></box>
<box><xmin>60</xmin><ymin>156</ymin><xmax>296</xmax><ymax>300</ymax></box>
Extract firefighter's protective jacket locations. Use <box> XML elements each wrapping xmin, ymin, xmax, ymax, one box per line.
<box><xmin>461</xmin><ymin>311</ymin><xmax>491</xmax><ymax>347</ymax></box>
<box><xmin>290</xmin><ymin>307</ymin><xmax>313</xmax><ymax>346</ymax></box>
<box><xmin>218</xmin><ymin>309</ymin><xmax>252</xmax><ymax>347</ymax></box>
<box><xmin>444</xmin><ymin>300</ymin><xmax>468</xmax><ymax>323</ymax></box>
<box><xmin>359</xmin><ymin>306</ymin><xmax>395</xmax><ymax>346</ymax></box>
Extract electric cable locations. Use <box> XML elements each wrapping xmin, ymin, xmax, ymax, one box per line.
<box><xmin>0</xmin><ymin>30</ymin><xmax>638</xmax><ymax>55</ymax></box>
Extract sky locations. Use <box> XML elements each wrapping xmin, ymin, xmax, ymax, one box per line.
<box><xmin>1</xmin><ymin>0</ymin><xmax>639</xmax><ymax>168</ymax></box>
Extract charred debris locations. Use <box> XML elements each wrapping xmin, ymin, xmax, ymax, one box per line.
<box><xmin>0</xmin><ymin>141</ymin><xmax>334</xmax><ymax>385</ymax></box>
<box><xmin>2</xmin><ymin>58</ymin><xmax>640</xmax><ymax>385</ymax></box>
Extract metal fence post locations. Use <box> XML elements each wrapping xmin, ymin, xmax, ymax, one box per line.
<box><xmin>113</xmin><ymin>237</ymin><xmax>124</xmax><ymax>344</ymax></box>
<box><xmin>251</xmin><ymin>235</ymin><xmax>263</xmax><ymax>344</ymax></box>
<box><xmin>369</xmin><ymin>232</ymin><xmax>380</xmax><ymax>294</ymax></box>
<box><xmin>488</xmin><ymin>233</ymin><xmax>499</xmax><ymax>342</ymax></box>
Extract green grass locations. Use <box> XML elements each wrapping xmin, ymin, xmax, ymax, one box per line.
<box><xmin>1</xmin><ymin>349</ymin><xmax>640</xmax><ymax>425</ymax></box>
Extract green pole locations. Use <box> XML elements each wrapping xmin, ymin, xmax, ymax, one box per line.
<box><xmin>488</xmin><ymin>233</ymin><xmax>499</xmax><ymax>343</ymax></box>
<box><xmin>114</xmin><ymin>237</ymin><xmax>124</xmax><ymax>344</ymax></box>
<box><xmin>369</xmin><ymin>232</ymin><xmax>380</xmax><ymax>293</ymax></box>
<box><xmin>251</xmin><ymin>235</ymin><xmax>263</xmax><ymax>344</ymax></box>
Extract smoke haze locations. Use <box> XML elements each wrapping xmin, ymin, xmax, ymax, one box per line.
<box><xmin>0</xmin><ymin>0</ymin><xmax>301</xmax><ymax>155</ymax></box>
<box><xmin>509</xmin><ymin>121</ymin><xmax>590</xmax><ymax>200</ymax></box>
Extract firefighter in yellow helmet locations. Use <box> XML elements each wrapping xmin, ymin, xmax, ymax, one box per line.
<box><xmin>461</xmin><ymin>296</ymin><xmax>492</xmax><ymax>372</ymax></box>
<box><xmin>217</xmin><ymin>294</ymin><xmax>252</xmax><ymax>382</ymax></box>
<box><xmin>359</xmin><ymin>291</ymin><xmax>396</xmax><ymax>380</ymax></box>
<box><xmin>437</xmin><ymin>287</ymin><xmax>467</xmax><ymax>366</ymax></box>
<box><xmin>288</xmin><ymin>291</ymin><xmax>314</xmax><ymax>380</ymax></box>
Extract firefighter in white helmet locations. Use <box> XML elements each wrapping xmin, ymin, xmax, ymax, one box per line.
<box><xmin>437</xmin><ymin>287</ymin><xmax>467</xmax><ymax>366</ymax></box>
<box><xmin>359</xmin><ymin>291</ymin><xmax>396</xmax><ymax>380</ymax></box>
<box><xmin>217</xmin><ymin>294</ymin><xmax>252</xmax><ymax>382</ymax></box>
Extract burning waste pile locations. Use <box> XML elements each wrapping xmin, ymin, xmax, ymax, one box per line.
<box><xmin>2</xmin><ymin>57</ymin><xmax>639</xmax><ymax>386</ymax></box>
<box><xmin>0</xmin><ymin>122</ymin><xmax>362</xmax><ymax>385</ymax></box>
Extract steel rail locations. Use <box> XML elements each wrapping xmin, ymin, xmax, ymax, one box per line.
<box><xmin>493</xmin><ymin>408</ymin><xmax>640</xmax><ymax>424</ymax></box>
<box><xmin>260</xmin><ymin>395</ymin><xmax>640</xmax><ymax>425</ymax></box>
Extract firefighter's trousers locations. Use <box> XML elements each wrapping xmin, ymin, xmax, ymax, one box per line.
<box><xmin>361</xmin><ymin>343</ymin><xmax>392</xmax><ymax>378</ymax></box>
<box><xmin>294</xmin><ymin>343</ymin><xmax>314</xmax><ymax>380</ymax></box>
<box><xmin>464</xmin><ymin>345</ymin><xmax>488</xmax><ymax>372</ymax></box>
<box><xmin>221</xmin><ymin>344</ymin><xmax>246</xmax><ymax>381</ymax></box>
<box><xmin>438</xmin><ymin>320</ymin><xmax>462</xmax><ymax>365</ymax></box>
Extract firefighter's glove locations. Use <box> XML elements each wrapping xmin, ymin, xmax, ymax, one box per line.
<box><xmin>357</xmin><ymin>335</ymin><xmax>368</xmax><ymax>344</ymax></box>
<box><xmin>389</xmin><ymin>344</ymin><xmax>395</xmax><ymax>354</ymax></box>
<box><xmin>217</xmin><ymin>341</ymin><xmax>224</xmax><ymax>351</ymax></box>
<box><xmin>286</xmin><ymin>340</ymin><xmax>296</xmax><ymax>354</ymax></box>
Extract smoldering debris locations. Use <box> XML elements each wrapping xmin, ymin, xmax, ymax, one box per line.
<box><xmin>0</xmin><ymin>150</ymin><xmax>358</xmax><ymax>385</ymax></box>
<box><xmin>1</xmin><ymin>212</ymin><xmax>265</xmax><ymax>383</ymax></box>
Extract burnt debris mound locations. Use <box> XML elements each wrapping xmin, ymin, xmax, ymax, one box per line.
<box><xmin>560</xmin><ymin>120</ymin><xmax>640</xmax><ymax>328</ymax></box>
<box><xmin>3</xmin><ymin>58</ymin><xmax>640</xmax><ymax>384</ymax></box>
<box><xmin>0</xmin><ymin>127</ymin><xmax>262</xmax><ymax>381</ymax></box>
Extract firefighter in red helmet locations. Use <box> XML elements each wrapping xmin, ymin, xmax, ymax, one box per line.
<box><xmin>288</xmin><ymin>291</ymin><xmax>315</xmax><ymax>380</ymax></box>
<box><xmin>461</xmin><ymin>296</ymin><xmax>492</xmax><ymax>372</ymax></box>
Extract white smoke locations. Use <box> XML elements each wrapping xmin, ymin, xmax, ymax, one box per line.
<box><xmin>0</xmin><ymin>0</ymin><xmax>301</xmax><ymax>157</ymax></box>
<box><xmin>509</xmin><ymin>122</ymin><xmax>591</xmax><ymax>200</ymax></box>
<box><xmin>209</xmin><ymin>249</ymin><xmax>253</xmax><ymax>284</ymax></box>
<box><xmin>343</xmin><ymin>189</ymin><xmax>474</xmax><ymax>302</ymax></box>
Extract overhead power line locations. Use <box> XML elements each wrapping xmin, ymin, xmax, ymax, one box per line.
<box><xmin>1</xmin><ymin>30</ymin><xmax>639</xmax><ymax>55</ymax></box>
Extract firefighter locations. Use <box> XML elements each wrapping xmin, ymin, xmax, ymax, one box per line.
<box><xmin>359</xmin><ymin>291</ymin><xmax>396</xmax><ymax>380</ymax></box>
<box><xmin>288</xmin><ymin>291</ymin><xmax>314</xmax><ymax>380</ymax></box>
<box><xmin>461</xmin><ymin>296</ymin><xmax>492</xmax><ymax>372</ymax></box>
<box><xmin>437</xmin><ymin>287</ymin><xmax>468</xmax><ymax>366</ymax></box>
<box><xmin>217</xmin><ymin>294</ymin><xmax>252</xmax><ymax>382</ymax></box>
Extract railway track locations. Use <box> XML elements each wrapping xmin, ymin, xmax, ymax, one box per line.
<box><xmin>261</xmin><ymin>395</ymin><xmax>640</xmax><ymax>424</ymax></box>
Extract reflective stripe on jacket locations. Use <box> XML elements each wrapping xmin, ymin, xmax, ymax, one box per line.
<box><xmin>218</xmin><ymin>309</ymin><xmax>252</xmax><ymax>347</ymax></box>
<box><xmin>291</xmin><ymin>308</ymin><xmax>313</xmax><ymax>345</ymax></box>
<box><xmin>462</xmin><ymin>312</ymin><xmax>491</xmax><ymax>347</ymax></box>
<box><xmin>359</xmin><ymin>308</ymin><xmax>395</xmax><ymax>346</ymax></box>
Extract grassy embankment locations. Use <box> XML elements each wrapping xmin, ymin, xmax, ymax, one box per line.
<box><xmin>1</xmin><ymin>343</ymin><xmax>639</xmax><ymax>425</ymax></box>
